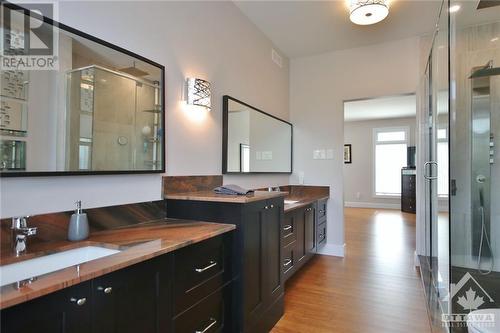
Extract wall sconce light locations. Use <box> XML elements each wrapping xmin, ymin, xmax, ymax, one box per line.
<box><xmin>185</xmin><ymin>77</ymin><xmax>211</xmax><ymax>111</ymax></box>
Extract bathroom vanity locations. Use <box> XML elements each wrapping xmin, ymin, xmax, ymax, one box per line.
<box><xmin>0</xmin><ymin>201</ymin><xmax>236</xmax><ymax>333</ymax></box>
<box><xmin>163</xmin><ymin>176</ymin><xmax>330</xmax><ymax>333</ymax></box>
<box><xmin>166</xmin><ymin>190</ymin><xmax>286</xmax><ymax>333</ymax></box>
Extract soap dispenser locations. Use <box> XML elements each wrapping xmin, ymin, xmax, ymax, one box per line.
<box><xmin>68</xmin><ymin>201</ymin><xmax>89</xmax><ymax>241</ymax></box>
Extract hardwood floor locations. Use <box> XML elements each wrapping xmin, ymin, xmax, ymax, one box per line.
<box><xmin>271</xmin><ymin>208</ymin><xmax>432</xmax><ymax>333</ymax></box>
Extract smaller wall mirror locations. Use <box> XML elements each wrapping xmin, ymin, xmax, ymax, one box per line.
<box><xmin>223</xmin><ymin>96</ymin><xmax>292</xmax><ymax>174</ymax></box>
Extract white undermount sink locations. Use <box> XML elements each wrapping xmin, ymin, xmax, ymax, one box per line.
<box><xmin>0</xmin><ymin>246</ymin><xmax>120</xmax><ymax>287</ymax></box>
<box><xmin>284</xmin><ymin>200</ymin><xmax>299</xmax><ymax>205</ymax></box>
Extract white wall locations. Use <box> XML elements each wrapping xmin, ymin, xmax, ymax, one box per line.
<box><xmin>343</xmin><ymin>116</ymin><xmax>417</xmax><ymax>208</ymax></box>
<box><xmin>0</xmin><ymin>1</ymin><xmax>290</xmax><ymax>217</ymax></box>
<box><xmin>290</xmin><ymin>37</ymin><xmax>420</xmax><ymax>255</ymax></box>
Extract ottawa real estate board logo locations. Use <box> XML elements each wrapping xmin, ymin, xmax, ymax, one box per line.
<box><xmin>1</xmin><ymin>1</ymin><xmax>58</xmax><ymax>70</ymax></box>
<box><xmin>442</xmin><ymin>272</ymin><xmax>496</xmax><ymax>329</ymax></box>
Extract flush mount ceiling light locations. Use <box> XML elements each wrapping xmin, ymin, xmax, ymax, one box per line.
<box><xmin>349</xmin><ymin>0</ymin><xmax>389</xmax><ymax>25</ymax></box>
<box><xmin>185</xmin><ymin>77</ymin><xmax>211</xmax><ymax>111</ymax></box>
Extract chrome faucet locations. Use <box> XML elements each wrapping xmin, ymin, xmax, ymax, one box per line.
<box><xmin>11</xmin><ymin>216</ymin><xmax>37</xmax><ymax>256</ymax></box>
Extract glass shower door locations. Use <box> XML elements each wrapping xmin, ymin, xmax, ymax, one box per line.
<box><xmin>422</xmin><ymin>0</ymin><xmax>450</xmax><ymax>326</ymax></box>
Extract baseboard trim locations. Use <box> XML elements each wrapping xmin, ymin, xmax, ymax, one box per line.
<box><xmin>317</xmin><ymin>243</ymin><xmax>345</xmax><ymax>257</ymax></box>
<box><xmin>344</xmin><ymin>201</ymin><xmax>400</xmax><ymax>210</ymax></box>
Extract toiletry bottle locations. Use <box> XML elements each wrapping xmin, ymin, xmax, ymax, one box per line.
<box><xmin>68</xmin><ymin>201</ymin><xmax>89</xmax><ymax>241</ymax></box>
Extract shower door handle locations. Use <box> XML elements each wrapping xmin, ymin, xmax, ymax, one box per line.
<box><xmin>423</xmin><ymin>161</ymin><xmax>438</xmax><ymax>180</ymax></box>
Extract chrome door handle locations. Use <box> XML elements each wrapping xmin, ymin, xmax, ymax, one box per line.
<box><xmin>283</xmin><ymin>225</ymin><xmax>292</xmax><ymax>231</ymax></box>
<box><xmin>70</xmin><ymin>297</ymin><xmax>87</xmax><ymax>306</ymax></box>
<box><xmin>97</xmin><ymin>286</ymin><xmax>113</xmax><ymax>294</ymax></box>
<box><xmin>195</xmin><ymin>317</ymin><xmax>217</xmax><ymax>333</ymax></box>
<box><xmin>283</xmin><ymin>259</ymin><xmax>292</xmax><ymax>267</ymax></box>
<box><xmin>424</xmin><ymin>161</ymin><xmax>438</xmax><ymax>180</ymax></box>
<box><xmin>195</xmin><ymin>260</ymin><xmax>217</xmax><ymax>273</ymax></box>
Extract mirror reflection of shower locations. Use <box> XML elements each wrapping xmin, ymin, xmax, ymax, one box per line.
<box><xmin>470</xmin><ymin>61</ymin><xmax>500</xmax><ymax>275</ymax></box>
<box><xmin>66</xmin><ymin>65</ymin><xmax>162</xmax><ymax>171</ymax></box>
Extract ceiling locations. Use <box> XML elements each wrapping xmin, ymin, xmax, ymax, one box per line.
<box><xmin>234</xmin><ymin>0</ymin><xmax>442</xmax><ymax>58</ymax></box>
<box><xmin>344</xmin><ymin>94</ymin><xmax>416</xmax><ymax>122</ymax></box>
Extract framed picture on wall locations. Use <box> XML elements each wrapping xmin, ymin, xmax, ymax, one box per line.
<box><xmin>344</xmin><ymin>144</ymin><xmax>352</xmax><ymax>164</ymax></box>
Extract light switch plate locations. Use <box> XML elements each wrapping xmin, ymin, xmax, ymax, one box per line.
<box><xmin>313</xmin><ymin>150</ymin><xmax>321</xmax><ymax>159</ymax></box>
<box><xmin>326</xmin><ymin>149</ymin><xmax>334</xmax><ymax>159</ymax></box>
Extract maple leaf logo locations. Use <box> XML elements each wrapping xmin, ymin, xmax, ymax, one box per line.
<box><xmin>457</xmin><ymin>288</ymin><xmax>485</xmax><ymax>311</ymax></box>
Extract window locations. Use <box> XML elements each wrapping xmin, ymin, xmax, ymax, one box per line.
<box><xmin>437</xmin><ymin>128</ymin><xmax>449</xmax><ymax>197</ymax></box>
<box><xmin>374</xmin><ymin>127</ymin><xmax>409</xmax><ymax>196</ymax></box>
<box><xmin>240</xmin><ymin>144</ymin><xmax>250</xmax><ymax>172</ymax></box>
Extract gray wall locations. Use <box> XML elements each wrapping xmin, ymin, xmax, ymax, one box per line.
<box><xmin>343</xmin><ymin>116</ymin><xmax>417</xmax><ymax>208</ymax></box>
<box><xmin>1</xmin><ymin>1</ymin><xmax>290</xmax><ymax>217</ymax></box>
<box><xmin>290</xmin><ymin>37</ymin><xmax>421</xmax><ymax>255</ymax></box>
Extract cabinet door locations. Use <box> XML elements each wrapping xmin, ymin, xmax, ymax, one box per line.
<box><xmin>294</xmin><ymin>208</ymin><xmax>306</xmax><ymax>263</ymax></box>
<box><xmin>242</xmin><ymin>203</ymin><xmax>266</xmax><ymax>328</ymax></box>
<box><xmin>264</xmin><ymin>199</ymin><xmax>283</xmax><ymax>305</ymax></box>
<box><xmin>305</xmin><ymin>206</ymin><xmax>316</xmax><ymax>255</ymax></box>
<box><xmin>92</xmin><ymin>256</ymin><xmax>171</xmax><ymax>333</ymax></box>
<box><xmin>1</xmin><ymin>281</ymin><xmax>92</xmax><ymax>333</ymax></box>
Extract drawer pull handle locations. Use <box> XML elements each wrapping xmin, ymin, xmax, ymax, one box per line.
<box><xmin>319</xmin><ymin>210</ymin><xmax>324</xmax><ymax>213</ymax></box>
<box><xmin>283</xmin><ymin>259</ymin><xmax>292</xmax><ymax>267</ymax></box>
<box><xmin>97</xmin><ymin>286</ymin><xmax>113</xmax><ymax>294</ymax></box>
<box><xmin>195</xmin><ymin>260</ymin><xmax>217</xmax><ymax>273</ymax></box>
<box><xmin>270</xmin><ymin>204</ymin><xmax>274</xmax><ymax>208</ymax></box>
<box><xmin>283</xmin><ymin>225</ymin><xmax>292</xmax><ymax>231</ymax></box>
<box><xmin>264</xmin><ymin>206</ymin><xmax>269</xmax><ymax>210</ymax></box>
<box><xmin>70</xmin><ymin>297</ymin><xmax>87</xmax><ymax>306</ymax></box>
<box><xmin>195</xmin><ymin>317</ymin><xmax>217</xmax><ymax>333</ymax></box>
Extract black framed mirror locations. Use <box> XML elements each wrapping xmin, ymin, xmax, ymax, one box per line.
<box><xmin>222</xmin><ymin>95</ymin><xmax>292</xmax><ymax>174</ymax></box>
<box><xmin>0</xmin><ymin>3</ymin><xmax>165</xmax><ymax>177</ymax></box>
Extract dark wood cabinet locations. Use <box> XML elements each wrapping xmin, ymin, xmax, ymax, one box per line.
<box><xmin>1</xmin><ymin>234</ymin><xmax>233</xmax><ymax>333</ymax></box>
<box><xmin>1</xmin><ymin>281</ymin><xmax>92</xmax><ymax>333</ymax></box>
<box><xmin>166</xmin><ymin>197</ymin><xmax>284</xmax><ymax>333</ymax></box>
<box><xmin>282</xmin><ymin>199</ymin><xmax>328</xmax><ymax>282</ymax></box>
<box><xmin>304</xmin><ymin>206</ymin><xmax>316</xmax><ymax>255</ymax></box>
<box><xmin>92</xmin><ymin>256</ymin><xmax>171</xmax><ymax>333</ymax></box>
<box><xmin>401</xmin><ymin>168</ymin><xmax>416</xmax><ymax>214</ymax></box>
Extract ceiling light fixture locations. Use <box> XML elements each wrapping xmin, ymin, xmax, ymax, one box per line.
<box><xmin>349</xmin><ymin>0</ymin><xmax>389</xmax><ymax>25</ymax></box>
<box><xmin>449</xmin><ymin>4</ymin><xmax>461</xmax><ymax>13</ymax></box>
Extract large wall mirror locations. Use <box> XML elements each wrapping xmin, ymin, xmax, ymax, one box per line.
<box><xmin>223</xmin><ymin>96</ymin><xmax>292</xmax><ymax>174</ymax></box>
<box><xmin>0</xmin><ymin>3</ymin><xmax>165</xmax><ymax>177</ymax></box>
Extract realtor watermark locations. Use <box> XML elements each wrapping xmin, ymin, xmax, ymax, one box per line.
<box><xmin>442</xmin><ymin>272</ymin><xmax>496</xmax><ymax>329</ymax></box>
<box><xmin>1</xmin><ymin>1</ymin><xmax>59</xmax><ymax>70</ymax></box>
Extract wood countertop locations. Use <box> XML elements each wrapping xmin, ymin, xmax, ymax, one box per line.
<box><xmin>164</xmin><ymin>190</ymin><xmax>287</xmax><ymax>203</ymax></box>
<box><xmin>283</xmin><ymin>195</ymin><xmax>329</xmax><ymax>213</ymax></box>
<box><xmin>0</xmin><ymin>219</ymin><xmax>235</xmax><ymax>310</ymax></box>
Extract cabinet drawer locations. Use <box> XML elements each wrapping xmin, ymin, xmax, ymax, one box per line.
<box><xmin>317</xmin><ymin>222</ymin><xmax>327</xmax><ymax>246</ymax></box>
<box><xmin>173</xmin><ymin>285</ymin><xmax>231</xmax><ymax>333</ymax></box>
<box><xmin>282</xmin><ymin>244</ymin><xmax>295</xmax><ymax>277</ymax></box>
<box><xmin>317</xmin><ymin>199</ymin><xmax>327</xmax><ymax>220</ymax></box>
<box><xmin>174</xmin><ymin>235</ymin><xmax>231</xmax><ymax>315</ymax></box>
<box><xmin>282</xmin><ymin>213</ymin><xmax>296</xmax><ymax>247</ymax></box>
